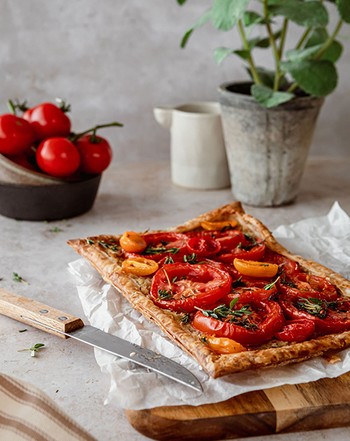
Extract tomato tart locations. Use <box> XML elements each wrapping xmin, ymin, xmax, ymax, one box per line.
<box><xmin>68</xmin><ymin>202</ymin><xmax>350</xmax><ymax>378</ymax></box>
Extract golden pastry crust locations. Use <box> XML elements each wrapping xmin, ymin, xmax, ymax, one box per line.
<box><xmin>68</xmin><ymin>202</ymin><xmax>350</xmax><ymax>378</ymax></box>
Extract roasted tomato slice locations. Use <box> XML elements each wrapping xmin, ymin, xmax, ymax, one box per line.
<box><xmin>134</xmin><ymin>232</ymin><xmax>189</xmax><ymax>262</ymax></box>
<box><xmin>275</xmin><ymin>319</ymin><xmax>315</xmax><ymax>342</ymax></box>
<box><xmin>279</xmin><ymin>273</ymin><xmax>338</xmax><ymax>302</ymax></box>
<box><xmin>187</xmin><ymin>236</ymin><xmax>221</xmax><ymax>257</ymax></box>
<box><xmin>192</xmin><ymin>298</ymin><xmax>284</xmax><ymax>346</ymax></box>
<box><xmin>215</xmin><ymin>231</ymin><xmax>266</xmax><ymax>263</ymax></box>
<box><xmin>122</xmin><ymin>257</ymin><xmax>159</xmax><ymax>276</ymax></box>
<box><xmin>150</xmin><ymin>262</ymin><xmax>232</xmax><ymax>313</ymax></box>
<box><xmin>280</xmin><ymin>297</ymin><xmax>350</xmax><ymax>336</ymax></box>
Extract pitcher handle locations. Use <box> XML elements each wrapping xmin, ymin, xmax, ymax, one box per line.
<box><xmin>153</xmin><ymin>106</ymin><xmax>173</xmax><ymax>129</ymax></box>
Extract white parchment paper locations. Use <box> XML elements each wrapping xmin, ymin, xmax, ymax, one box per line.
<box><xmin>68</xmin><ymin>202</ymin><xmax>350</xmax><ymax>410</ymax></box>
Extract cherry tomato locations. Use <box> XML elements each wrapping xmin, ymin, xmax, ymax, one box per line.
<box><xmin>0</xmin><ymin>114</ymin><xmax>36</xmax><ymax>155</ymax></box>
<box><xmin>200</xmin><ymin>220</ymin><xmax>238</xmax><ymax>231</ymax></box>
<box><xmin>233</xmin><ymin>258</ymin><xmax>279</xmax><ymax>278</ymax></box>
<box><xmin>120</xmin><ymin>231</ymin><xmax>147</xmax><ymax>253</ymax></box>
<box><xmin>275</xmin><ymin>319</ymin><xmax>315</xmax><ymax>342</ymax></box>
<box><xmin>75</xmin><ymin>134</ymin><xmax>112</xmax><ymax>174</ymax></box>
<box><xmin>264</xmin><ymin>249</ymin><xmax>300</xmax><ymax>278</ymax></box>
<box><xmin>150</xmin><ymin>262</ymin><xmax>232</xmax><ymax>312</ymax></box>
<box><xmin>23</xmin><ymin>102</ymin><xmax>71</xmax><ymax>140</ymax></box>
<box><xmin>36</xmin><ymin>137</ymin><xmax>80</xmax><ymax>178</ymax></box>
<box><xmin>187</xmin><ymin>236</ymin><xmax>221</xmax><ymax>257</ymax></box>
<box><xmin>122</xmin><ymin>257</ymin><xmax>159</xmax><ymax>276</ymax></box>
<box><xmin>204</xmin><ymin>336</ymin><xmax>246</xmax><ymax>354</ymax></box>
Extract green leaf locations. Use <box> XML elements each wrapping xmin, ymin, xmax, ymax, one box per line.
<box><xmin>180</xmin><ymin>10</ymin><xmax>212</xmax><ymax>48</ymax></box>
<box><xmin>214</xmin><ymin>47</ymin><xmax>234</xmax><ymax>64</ymax></box>
<box><xmin>176</xmin><ymin>0</ymin><xmax>187</xmax><ymax>4</ymax></box>
<box><xmin>248</xmin><ymin>30</ymin><xmax>282</xmax><ymax>49</ymax></box>
<box><xmin>282</xmin><ymin>59</ymin><xmax>338</xmax><ymax>96</ymax></box>
<box><xmin>286</xmin><ymin>41</ymin><xmax>343</xmax><ymax>63</ymax></box>
<box><xmin>305</xmin><ymin>29</ymin><xmax>328</xmax><ymax>48</ymax></box>
<box><xmin>269</xmin><ymin>0</ymin><xmax>328</xmax><ymax>27</ymax></box>
<box><xmin>234</xmin><ymin>49</ymin><xmax>251</xmax><ymax>61</ymax></box>
<box><xmin>211</xmin><ymin>0</ymin><xmax>250</xmax><ymax>31</ymax></box>
<box><xmin>243</xmin><ymin>11</ymin><xmax>265</xmax><ymax>26</ymax></box>
<box><xmin>337</xmin><ymin>0</ymin><xmax>350</xmax><ymax>23</ymax></box>
<box><xmin>249</xmin><ymin>66</ymin><xmax>288</xmax><ymax>89</ymax></box>
<box><xmin>251</xmin><ymin>84</ymin><xmax>294</xmax><ymax>108</ymax></box>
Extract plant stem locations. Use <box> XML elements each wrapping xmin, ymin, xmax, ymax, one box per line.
<box><xmin>295</xmin><ymin>28</ymin><xmax>312</xmax><ymax>50</ymax></box>
<box><xmin>278</xmin><ymin>18</ymin><xmax>288</xmax><ymax>59</ymax></box>
<box><xmin>314</xmin><ymin>19</ymin><xmax>343</xmax><ymax>60</ymax></box>
<box><xmin>263</xmin><ymin>0</ymin><xmax>281</xmax><ymax>91</ymax></box>
<box><xmin>237</xmin><ymin>19</ymin><xmax>261</xmax><ymax>85</ymax></box>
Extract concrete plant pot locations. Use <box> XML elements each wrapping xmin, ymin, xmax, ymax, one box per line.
<box><xmin>218</xmin><ymin>82</ymin><xmax>324</xmax><ymax>206</ymax></box>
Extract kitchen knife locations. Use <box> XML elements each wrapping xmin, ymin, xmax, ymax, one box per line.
<box><xmin>0</xmin><ymin>289</ymin><xmax>202</xmax><ymax>392</ymax></box>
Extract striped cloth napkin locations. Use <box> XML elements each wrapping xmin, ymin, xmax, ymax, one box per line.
<box><xmin>0</xmin><ymin>373</ymin><xmax>96</xmax><ymax>441</ymax></box>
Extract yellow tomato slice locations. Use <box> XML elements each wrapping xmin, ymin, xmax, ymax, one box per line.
<box><xmin>119</xmin><ymin>231</ymin><xmax>147</xmax><ymax>253</ymax></box>
<box><xmin>122</xmin><ymin>257</ymin><xmax>159</xmax><ymax>276</ymax></box>
<box><xmin>200</xmin><ymin>220</ymin><xmax>238</xmax><ymax>231</ymax></box>
<box><xmin>205</xmin><ymin>336</ymin><xmax>246</xmax><ymax>354</ymax></box>
<box><xmin>233</xmin><ymin>258</ymin><xmax>279</xmax><ymax>278</ymax></box>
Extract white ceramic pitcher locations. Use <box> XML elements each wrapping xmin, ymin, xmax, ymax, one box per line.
<box><xmin>154</xmin><ymin>102</ymin><xmax>230</xmax><ymax>189</ymax></box>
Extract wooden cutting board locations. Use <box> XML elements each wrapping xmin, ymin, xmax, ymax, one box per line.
<box><xmin>125</xmin><ymin>372</ymin><xmax>350</xmax><ymax>440</ymax></box>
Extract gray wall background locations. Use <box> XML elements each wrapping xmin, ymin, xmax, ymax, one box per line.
<box><xmin>1</xmin><ymin>0</ymin><xmax>349</xmax><ymax>163</ymax></box>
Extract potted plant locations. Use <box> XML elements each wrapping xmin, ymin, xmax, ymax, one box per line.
<box><xmin>176</xmin><ymin>0</ymin><xmax>350</xmax><ymax>206</ymax></box>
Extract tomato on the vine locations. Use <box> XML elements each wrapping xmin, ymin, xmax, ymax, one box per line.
<box><xmin>74</xmin><ymin>134</ymin><xmax>112</xmax><ymax>174</ymax></box>
<box><xmin>23</xmin><ymin>102</ymin><xmax>71</xmax><ymax>140</ymax></box>
<box><xmin>0</xmin><ymin>114</ymin><xmax>36</xmax><ymax>155</ymax></box>
<box><xmin>150</xmin><ymin>262</ymin><xmax>232</xmax><ymax>312</ymax></box>
<box><xmin>36</xmin><ymin>137</ymin><xmax>80</xmax><ymax>178</ymax></box>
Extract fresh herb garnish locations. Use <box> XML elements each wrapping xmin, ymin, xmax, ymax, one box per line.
<box><xmin>264</xmin><ymin>276</ymin><xmax>280</xmax><ymax>291</ymax></box>
<box><xmin>19</xmin><ymin>329</ymin><xmax>27</xmax><ymax>333</ymax></box>
<box><xmin>18</xmin><ymin>343</ymin><xmax>45</xmax><ymax>357</ymax></box>
<box><xmin>164</xmin><ymin>256</ymin><xmax>175</xmax><ymax>264</ymax></box>
<box><xmin>144</xmin><ymin>246</ymin><xmax>180</xmax><ymax>255</ymax></box>
<box><xmin>13</xmin><ymin>272</ymin><xmax>27</xmax><ymax>283</ymax></box>
<box><xmin>181</xmin><ymin>313</ymin><xmax>191</xmax><ymax>324</ymax></box>
<box><xmin>296</xmin><ymin>297</ymin><xmax>328</xmax><ymax>319</ymax></box>
<box><xmin>98</xmin><ymin>240</ymin><xmax>119</xmax><ymax>252</ymax></box>
<box><xmin>183</xmin><ymin>253</ymin><xmax>197</xmax><ymax>264</ymax></box>
<box><xmin>48</xmin><ymin>226</ymin><xmax>63</xmax><ymax>233</ymax></box>
<box><xmin>87</xmin><ymin>239</ymin><xmax>95</xmax><ymax>245</ymax></box>
<box><xmin>158</xmin><ymin>289</ymin><xmax>173</xmax><ymax>299</ymax></box>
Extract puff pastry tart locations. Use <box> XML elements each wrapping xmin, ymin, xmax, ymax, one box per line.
<box><xmin>68</xmin><ymin>202</ymin><xmax>350</xmax><ymax>378</ymax></box>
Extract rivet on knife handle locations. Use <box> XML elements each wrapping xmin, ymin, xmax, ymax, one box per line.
<box><xmin>0</xmin><ymin>288</ymin><xmax>84</xmax><ymax>338</ymax></box>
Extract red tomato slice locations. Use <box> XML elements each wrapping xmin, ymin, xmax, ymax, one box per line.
<box><xmin>150</xmin><ymin>262</ymin><xmax>232</xmax><ymax>312</ymax></box>
<box><xmin>275</xmin><ymin>319</ymin><xmax>315</xmax><ymax>342</ymax></box>
<box><xmin>139</xmin><ymin>232</ymin><xmax>189</xmax><ymax>262</ymax></box>
<box><xmin>187</xmin><ymin>236</ymin><xmax>221</xmax><ymax>257</ymax></box>
<box><xmin>279</xmin><ymin>298</ymin><xmax>350</xmax><ymax>336</ymax></box>
<box><xmin>279</xmin><ymin>273</ymin><xmax>338</xmax><ymax>302</ymax></box>
<box><xmin>215</xmin><ymin>231</ymin><xmax>266</xmax><ymax>263</ymax></box>
<box><xmin>192</xmin><ymin>299</ymin><xmax>284</xmax><ymax>346</ymax></box>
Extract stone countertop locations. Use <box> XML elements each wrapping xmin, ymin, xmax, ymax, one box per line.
<box><xmin>0</xmin><ymin>157</ymin><xmax>350</xmax><ymax>441</ymax></box>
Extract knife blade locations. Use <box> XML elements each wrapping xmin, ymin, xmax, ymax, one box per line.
<box><xmin>0</xmin><ymin>289</ymin><xmax>202</xmax><ymax>392</ymax></box>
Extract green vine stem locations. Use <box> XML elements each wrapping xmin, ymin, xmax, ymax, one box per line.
<box><xmin>70</xmin><ymin>121</ymin><xmax>124</xmax><ymax>143</ymax></box>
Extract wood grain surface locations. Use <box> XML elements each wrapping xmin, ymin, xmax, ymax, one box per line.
<box><xmin>125</xmin><ymin>372</ymin><xmax>350</xmax><ymax>440</ymax></box>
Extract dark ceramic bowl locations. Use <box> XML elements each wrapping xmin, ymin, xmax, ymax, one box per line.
<box><xmin>0</xmin><ymin>153</ymin><xmax>101</xmax><ymax>221</ymax></box>
<box><xmin>0</xmin><ymin>174</ymin><xmax>101</xmax><ymax>221</ymax></box>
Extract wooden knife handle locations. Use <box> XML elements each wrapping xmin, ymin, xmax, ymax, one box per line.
<box><xmin>0</xmin><ymin>288</ymin><xmax>84</xmax><ymax>338</ymax></box>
